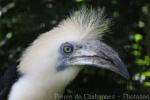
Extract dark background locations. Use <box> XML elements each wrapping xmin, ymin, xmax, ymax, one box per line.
<box><xmin>0</xmin><ymin>0</ymin><xmax>150</xmax><ymax>99</ymax></box>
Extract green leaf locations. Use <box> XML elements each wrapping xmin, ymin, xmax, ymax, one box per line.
<box><xmin>113</xmin><ymin>11</ymin><xmax>119</xmax><ymax>17</ymax></box>
<box><xmin>144</xmin><ymin>56</ymin><xmax>150</xmax><ymax>66</ymax></box>
<box><xmin>6</xmin><ymin>32</ymin><xmax>13</xmax><ymax>39</ymax></box>
<box><xmin>134</xmin><ymin>33</ymin><xmax>143</xmax><ymax>42</ymax></box>
<box><xmin>142</xmin><ymin>72</ymin><xmax>150</xmax><ymax>76</ymax></box>
<box><xmin>75</xmin><ymin>0</ymin><xmax>84</xmax><ymax>3</ymax></box>
<box><xmin>144</xmin><ymin>82</ymin><xmax>150</xmax><ymax>87</ymax></box>
<box><xmin>138</xmin><ymin>21</ymin><xmax>145</xmax><ymax>28</ymax></box>
<box><xmin>132</xmin><ymin>50</ymin><xmax>141</xmax><ymax>57</ymax></box>
<box><xmin>132</xmin><ymin>44</ymin><xmax>141</xmax><ymax>50</ymax></box>
<box><xmin>136</xmin><ymin>59</ymin><xmax>145</xmax><ymax>65</ymax></box>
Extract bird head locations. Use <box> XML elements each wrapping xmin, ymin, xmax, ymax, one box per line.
<box><xmin>18</xmin><ymin>8</ymin><xmax>129</xmax><ymax>88</ymax></box>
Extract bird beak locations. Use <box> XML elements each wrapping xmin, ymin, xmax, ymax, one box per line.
<box><xmin>67</xmin><ymin>40</ymin><xmax>129</xmax><ymax>79</ymax></box>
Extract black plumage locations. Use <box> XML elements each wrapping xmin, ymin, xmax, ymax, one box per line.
<box><xmin>0</xmin><ymin>63</ymin><xmax>20</xmax><ymax>100</ymax></box>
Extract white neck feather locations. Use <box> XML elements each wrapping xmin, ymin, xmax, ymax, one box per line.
<box><xmin>8</xmin><ymin>67</ymin><xmax>80</xmax><ymax>100</ymax></box>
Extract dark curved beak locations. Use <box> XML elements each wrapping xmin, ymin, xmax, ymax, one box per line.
<box><xmin>67</xmin><ymin>40</ymin><xmax>129</xmax><ymax>79</ymax></box>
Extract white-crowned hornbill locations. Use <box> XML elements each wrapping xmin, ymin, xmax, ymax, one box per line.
<box><xmin>0</xmin><ymin>7</ymin><xmax>129</xmax><ymax>100</ymax></box>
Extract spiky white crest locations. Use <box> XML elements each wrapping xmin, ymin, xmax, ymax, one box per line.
<box><xmin>60</xmin><ymin>7</ymin><xmax>110</xmax><ymax>40</ymax></box>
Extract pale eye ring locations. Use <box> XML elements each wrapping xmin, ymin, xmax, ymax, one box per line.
<box><xmin>61</xmin><ymin>42</ymin><xmax>74</xmax><ymax>54</ymax></box>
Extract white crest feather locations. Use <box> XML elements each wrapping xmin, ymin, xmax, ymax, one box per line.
<box><xmin>60</xmin><ymin>7</ymin><xmax>110</xmax><ymax>40</ymax></box>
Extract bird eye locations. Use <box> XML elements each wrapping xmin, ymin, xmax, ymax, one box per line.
<box><xmin>61</xmin><ymin>42</ymin><xmax>74</xmax><ymax>54</ymax></box>
<box><xmin>63</xmin><ymin>46</ymin><xmax>72</xmax><ymax>53</ymax></box>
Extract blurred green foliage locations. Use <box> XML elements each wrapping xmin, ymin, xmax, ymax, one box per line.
<box><xmin>0</xmin><ymin>0</ymin><xmax>150</xmax><ymax>98</ymax></box>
